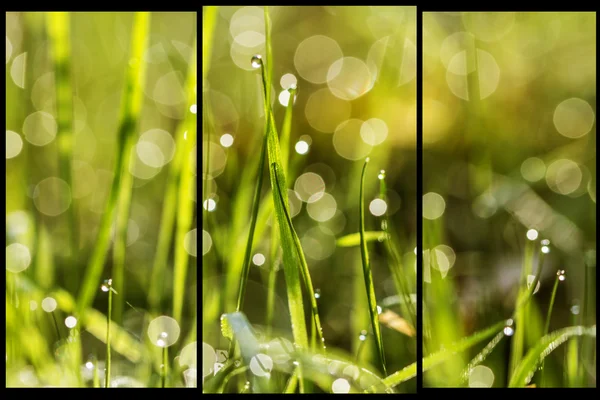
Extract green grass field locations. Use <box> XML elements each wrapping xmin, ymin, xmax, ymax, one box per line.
<box><xmin>6</xmin><ymin>12</ymin><xmax>197</xmax><ymax>387</ymax></box>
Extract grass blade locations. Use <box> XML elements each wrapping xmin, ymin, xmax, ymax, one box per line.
<box><xmin>508</xmin><ymin>325</ymin><xmax>596</xmax><ymax>387</ymax></box>
<box><xmin>172</xmin><ymin>41</ymin><xmax>197</xmax><ymax>323</ymax></box>
<box><xmin>460</xmin><ymin>330</ymin><xmax>505</xmax><ymax>384</ymax></box>
<box><xmin>47</xmin><ymin>12</ymin><xmax>77</xmax><ymax>267</ymax></box>
<box><xmin>378</xmin><ymin>171</ymin><xmax>415</xmax><ymax>330</ymax></box>
<box><xmin>77</xmin><ymin>12</ymin><xmax>151</xmax><ymax>317</ymax></box>
<box><xmin>337</xmin><ymin>231</ymin><xmax>386</xmax><ymax>247</ymax></box>
<box><xmin>381</xmin><ymin>320</ymin><xmax>506</xmax><ymax>388</ymax></box>
<box><xmin>266</xmin><ymin>83</ymin><xmax>297</xmax><ymax>335</ymax></box>
<box><xmin>358</xmin><ymin>157</ymin><xmax>386</xmax><ymax>375</ymax></box>
<box><xmin>539</xmin><ymin>270</ymin><xmax>563</xmax><ymax>385</ymax></box>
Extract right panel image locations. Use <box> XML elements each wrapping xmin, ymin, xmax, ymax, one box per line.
<box><xmin>422</xmin><ymin>12</ymin><xmax>596</xmax><ymax>388</ymax></box>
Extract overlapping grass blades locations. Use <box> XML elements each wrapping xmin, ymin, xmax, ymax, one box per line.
<box><xmin>509</xmin><ymin>325</ymin><xmax>596</xmax><ymax>387</ymax></box>
<box><xmin>381</xmin><ymin>320</ymin><xmax>506</xmax><ymax>388</ymax></box>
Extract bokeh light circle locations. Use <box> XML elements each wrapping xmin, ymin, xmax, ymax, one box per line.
<box><xmin>147</xmin><ymin>316</ymin><xmax>180</xmax><ymax>348</ymax></box>
<box><xmin>423</xmin><ymin>192</ymin><xmax>446</xmax><ymax>220</ymax></box>
<box><xmin>333</xmin><ymin>119</ymin><xmax>373</xmax><ymax>161</ymax></box>
<box><xmin>33</xmin><ymin>177</ymin><xmax>72</xmax><ymax>216</ymax></box>
<box><xmin>6</xmin><ymin>243</ymin><xmax>31</xmax><ymax>273</ymax></box>
<box><xmin>553</xmin><ymin>98</ymin><xmax>595</xmax><ymax>139</ymax></box>
<box><xmin>23</xmin><ymin>111</ymin><xmax>57</xmax><ymax>146</ymax></box>
<box><xmin>294</xmin><ymin>35</ymin><xmax>343</xmax><ymax>84</ymax></box>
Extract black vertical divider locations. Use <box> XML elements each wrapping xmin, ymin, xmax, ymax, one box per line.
<box><xmin>415</xmin><ymin>7</ymin><xmax>423</xmax><ymax>393</ymax></box>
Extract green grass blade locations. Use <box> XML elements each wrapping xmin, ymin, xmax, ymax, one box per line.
<box><xmin>266</xmin><ymin>84</ymin><xmax>297</xmax><ymax>335</ymax></box>
<box><xmin>105</xmin><ymin>280</ymin><xmax>113</xmax><ymax>387</ymax></box>
<box><xmin>378</xmin><ymin>171</ymin><xmax>415</xmax><ymax>330</ymax></box>
<box><xmin>381</xmin><ymin>320</ymin><xmax>506</xmax><ymax>388</ymax></box>
<box><xmin>358</xmin><ymin>157</ymin><xmax>386</xmax><ymax>375</ymax></box>
<box><xmin>509</xmin><ymin>325</ymin><xmax>596</xmax><ymax>387</ymax></box>
<box><xmin>460</xmin><ymin>330</ymin><xmax>505</xmax><ymax>384</ymax></box>
<box><xmin>259</xmin><ymin>7</ymin><xmax>313</xmax><ymax>359</ymax></box>
<box><xmin>76</xmin><ymin>12</ymin><xmax>151</xmax><ymax>317</ymax></box>
<box><xmin>47</xmin><ymin>12</ymin><xmax>77</xmax><ymax>266</ymax></box>
<box><xmin>337</xmin><ymin>231</ymin><xmax>387</xmax><ymax>247</ymax></box>
<box><xmin>273</xmin><ymin>164</ymin><xmax>325</xmax><ymax>350</ymax></box>
<box><xmin>202</xmin><ymin>6</ymin><xmax>219</xmax><ymax>85</ymax></box>
<box><xmin>539</xmin><ymin>271</ymin><xmax>562</xmax><ymax>386</ymax></box>
<box><xmin>172</xmin><ymin>41</ymin><xmax>197</xmax><ymax>323</ymax></box>
<box><xmin>234</xmin><ymin>121</ymin><xmax>268</xmax><ymax>314</ymax></box>
<box><xmin>112</xmin><ymin>141</ymin><xmax>135</xmax><ymax>323</ymax></box>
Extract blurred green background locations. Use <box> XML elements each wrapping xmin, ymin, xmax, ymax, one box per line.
<box><xmin>202</xmin><ymin>6</ymin><xmax>416</xmax><ymax>393</ymax></box>
<box><xmin>6</xmin><ymin>12</ymin><xmax>197</xmax><ymax>387</ymax></box>
<box><xmin>423</xmin><ymin>12</ymin><xmax>596</xmax><ymax>387</ymax></box>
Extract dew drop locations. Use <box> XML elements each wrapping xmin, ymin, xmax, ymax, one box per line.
<box><xmin>377</xmin><ymin>305</ymin><xmax>382</xmax><ymax>314</ymax></box>
<box><xmin>541</xmin><ymin>239</ymin><xmax>550</xmax><ymax>246</ymax></box>
<box><xmin>541</xmin><ymin>245</ymin><xmax>550</xmax><ymax>254</ymax></box>
<box><xmin>314</xmin><ymin>289</ymin><xmax>321</xmax><ymax>299</ymax></box>
<box><xmin>526</xmin><ymin>229</ymin><xmax>538</xmax><ymax>241</ymax></box>
<box><xmin>378</xmin><ymin>170</ymin><xmax>386</xmax><ymax>180</ymax></box>
<box><xmin>570</xmin><ymin>304</ymin><xmax>580</xmax><ymax>315</ymax></box>
<box><xmin>557</xmin><ymin>269</ymin><xmax>566</xmax><ymax>282</ymax></box>
<box><xmin>100</xmin><ymin>278</ymin><xmax>112</xmax><ymax>292</ymax></box>
<box><xmin>503</xmin><ymin>318</ymin><xmax>515</xmax><ymax>336</ymax></box>
<box><xmin>251</xmin><ymin>55</ymin><xmax>262</xmax><ymax>69</ymax></box>
<box><xmin>359</xmin><ymin>329</ymin><xmax>368</xmax><ymax>341</ymax></box>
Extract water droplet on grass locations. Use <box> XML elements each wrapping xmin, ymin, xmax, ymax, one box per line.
<box><xmin>359</xmin><ymin>329</ymin><xmax>368</xmax><ymax>341</ymax></box>
<box><xmin>503</xmin><ymin>318</ymin><xmax>515</xmax><ymax>336</ymax></box>
<box><xmin>314</xmin><ymin>289</ymin><xmax>321</xmax><ymax>299</ymax></box>
<box><xmin>251</xmin><ymin>55</ymin><xmax>262</xmax><ymax>68</ymax></box>
<box><xmin>557</xmin><ymin>269</ymin><xmax>566</xmax><ymax>281</ymax></box>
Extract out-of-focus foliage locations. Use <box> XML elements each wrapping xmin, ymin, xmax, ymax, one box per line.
<box><xmin>423</xmin><ymin>12</ymin><xmax>596</xmax><ymax>388</ymax></box>
<box><xmin>6</xmin><ymin>12</ymin><xmax>197</xmax><ymax>387</ymax></box>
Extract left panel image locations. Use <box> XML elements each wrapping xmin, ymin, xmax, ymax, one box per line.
<box><xmin>6</xmin><ymin>12</ymin><xmax>198</xmax><ymax>387</ymax></box>
<box><xmin>202</xmin><ymin>6</ymin><xmax>416</xmax><ymax>394</ymax></box>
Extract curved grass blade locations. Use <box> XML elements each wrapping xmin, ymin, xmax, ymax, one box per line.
<box><xmin>266</xmin><ymin>84</ymin><xmax>297</xmax><ymax>336</ymax></box>
<box><xmin>381</xmin><ymin>320</ymin><xmax>506</xmax><ymax>388</ymax></box>
<box><xmin>77</xmin><ymin>12</ymin><xmax>151</xmax><ymax>317</ymax></box>
<box><xmin>273</xmin><ymin>164</ymin><xmax>325</xmax><ymax>351</ymax></box>
<box><xmin>337</xmin><ymin>231</ymin><xmax>387</xmax><ymax>247</ymax></box>
<box><xmin>459</xmin><ymin>330</ymin><xmax>505</xmax><ymax>384</ymax></box>
<box><xmin>358</xmin><ymin>157</ymin><xmax>386</xmax><ymax>375</ymax></box>
<box><xmin>508</xmin><ymin>325</ymin><xmax>596</xmax><ymax>387</ymax></box>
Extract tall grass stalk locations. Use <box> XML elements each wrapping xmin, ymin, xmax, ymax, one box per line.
<box><xmin>379</xmin><ymin>171</ymin><xmax>415</xmax><ymax>329</ymax></box>
<box><xmin>47</xmin><ymin>12</ymin><xmax>77</xmax><ymax>269</ymax></box>
<box><xmin>509</xmin><ymin>237</ymin><xmax>535</xmax><ymax>375</ymax></box>
<box><xmin>358</xmin><ymin>158</ymin><xmax>387</xmax><ymax>375</ymax></box>
<box><xmin>161</xmin><ymin>347</ymin><xmax>168</xmax><ymax>388</ymax></box>
<box><xmin>538</xmin><ymin>270</ymin><xmax>562</xmax><ymax>386</ymax></box>
<box><xmin>172</xmin><ymin>41</ymin><xmax>198</xmax><ymax>323</ymax></box>
<box><xmin>509</xmin><ymin>325</ymin><xmax>596</xmax><ymax>387</ymax></box>
<box><xmin>105</xmin><ymin>279</ymin><xmax>114</xmax><ymax>388</ymax></box>
<box><xmin>266</xmin><ymin>86</ymin><xmax>295</xmax><ymax>335</ymax></box>
<box><xmin>77</xmin><ymin>12</ymin><xmax>151</xmax><ymax>317</ymax></box>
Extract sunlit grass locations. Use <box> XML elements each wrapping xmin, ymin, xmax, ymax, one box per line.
<box><xmin>6</xmin><ymin>11</ymin><xmax>197</xmax><ymax>388</ymax></box>
<box><xmin>202</xmin><ymin>5</ymin><xmax>416</xmax><ymax>394</ymax></box>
